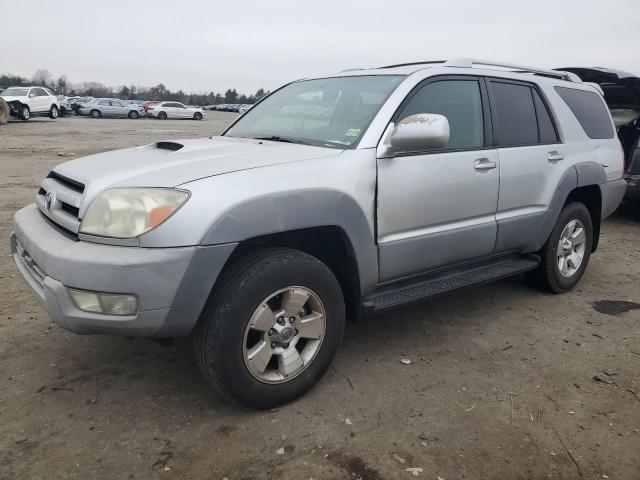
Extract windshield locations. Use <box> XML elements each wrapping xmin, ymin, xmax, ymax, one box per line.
<box><xmin>1</xmin><ymin>87</ymin><xmax>29</xmax><ymax>96</ymax></box>
<box><xmin>224</xmin><ymin>75</ymin><xmax>404</xmax><ymax>148</ymax></box>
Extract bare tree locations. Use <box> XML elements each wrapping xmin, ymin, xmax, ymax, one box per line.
<box><xmin>31</xmin><ymin>69</ymin><xmax>52</xmax><ymax>87</ymax></box>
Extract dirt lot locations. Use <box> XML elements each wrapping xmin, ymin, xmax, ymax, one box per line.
<box><xmin>1</xmin><ymin>115</ymin><xmax>639</xmax><ymax>480</ymax></box>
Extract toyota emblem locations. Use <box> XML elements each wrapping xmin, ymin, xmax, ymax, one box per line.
<box><xmin>44</xmin><ymin>192</ymin><xmax>54</xmax><ymax>211</ymax></box>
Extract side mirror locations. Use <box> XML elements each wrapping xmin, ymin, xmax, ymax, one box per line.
<box><xmin>389</xmin><ymin>113</ymin><xmax>450</xmax><ymax>150</ymax></box>
<box><xmin>29</xmin><ymin>93</ymin><xmax>36</xmax><ymax>98</ymax></box>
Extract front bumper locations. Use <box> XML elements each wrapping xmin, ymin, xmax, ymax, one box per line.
<box><xmin>11</xmin><ymin>204</ymin><xmax>236</xmax><ymax>337</ymax></box>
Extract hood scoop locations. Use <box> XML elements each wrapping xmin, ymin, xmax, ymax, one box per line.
<box><xmin>153</xmin><ymin>141</ymin><xmax>184</xmax><ymax>152</ymax></box>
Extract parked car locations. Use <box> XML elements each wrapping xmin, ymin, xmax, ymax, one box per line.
<box><xmin>238</xmin><ymin>104</ymin><xmax>254</xmax><ymax>114</ymax></box>
<box><xmin>58</xmin><ymin>96</ymin><xmax>82</xmax><ymax>117</ymax></box>
<box><xmin>147</xmin><ymin>101</ymin><xmax>206</xmax><ymax>120</ymax></box>
<box><xmin>0</xmin><ymin>86</ymin><xmax>59</xmax><ymax>120</ymax></box>
<box><xmin>68</xmin><ymin>97</ymin><xmax>94</xmax><ymax>115</ymax></box>
<box><xmin>141</xmin><ymin>100</ymin><xmax>160</xmax><ymax>112</ymax></box>
<box><xmin>556</xmin><ymin>67</ymin><xmax>640</xmax><ymax>202</ymax></box>
<box><xmin>10</xmin><ymin>58</ymin><xmax>625</xmax><ymax>408</ymax></box>
<box><xmin>79</xmin><ymin>98</ymin><xmax>146</xmax><ymax>119</ymax></box>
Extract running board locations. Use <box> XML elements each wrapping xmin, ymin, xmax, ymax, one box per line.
<box><xmin>363</xmin><ymin>254</ymin><xmax>540</xmax><ymax>313</ymax></box>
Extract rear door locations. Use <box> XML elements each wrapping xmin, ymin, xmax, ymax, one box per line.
<box><xmin>97</xmin><ymin>99</ymin><xmax>112</xmax><ymax>116</ymax></box>
<box><xmin>376</xmin><ymin>76</ymin><xmax>500</xmax><ymax>281</ymax></box>
<box><xmin>174</xmin><ymin>102</ymin><xmax>189</xmax><ymax>118</ymax></box>
<box><xmin>486</xmin><ymin>79</ymin><xmax>564</xmax><ymax>252</ymax></box>
<box><xmin>163</xmin><ymin>102</ymin><xmax>177</xmax><ymax>118</ymax></box>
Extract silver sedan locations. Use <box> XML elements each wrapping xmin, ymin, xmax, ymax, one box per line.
<box><xmin>79</xmin><ymin>98</ymin><xmax>146</xmax><ymax>119</ymax></box>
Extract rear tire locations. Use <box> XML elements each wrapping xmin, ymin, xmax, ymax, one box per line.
<box><xmin>528</xmin><ymin>202</ymin><xmax>593</xmax><ymax>293</ymax></box>
<box><xmin>194</xmin><ymin>248</ymin><xmax>345</xmax><ymax>409</ymax></box>
<box><xmin>19</xmin><ymin>104</ymin><xmax>30</xmax><ymax>121</ymax></box>
<box><xmin>128</xmin><ymin>110</ymin><xmax>139</xmax><ymax>119</ymax></box>
<box><xmin>48</xmin><ymin>105</ymin><xmax>58</xmax><ymax>119</ymax></box>
<box><xmin>90</xmin><ymin>109</ymin><xmax>101</xmax><ymax>118</ymax></box>
<box><xmin>158</xmin><ymin>111</ymin><xmax>167</xmax><ymax>120</ymax></box>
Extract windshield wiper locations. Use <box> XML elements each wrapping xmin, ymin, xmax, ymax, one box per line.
<box><xmin>254</xmin><ymin>135</ymin><xmax>309</xmax><ymax>145</ymax></box>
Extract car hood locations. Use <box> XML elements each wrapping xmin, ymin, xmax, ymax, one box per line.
<box><xmin>0</xmin><ymin>95</ymin><xmax>26</xmax><ymax>102</ymax></box>
<box><xmin>53</xmin><ymin>136</ymin><xmax>342</xmax><ymax>203</ymax></box>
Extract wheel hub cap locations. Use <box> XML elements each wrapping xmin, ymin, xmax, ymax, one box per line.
<box><xmin>243</xmin><ymin>286</ymin><xmax>326</xmax><ymax>384</ymax></box>
<box><xmin>557</xmin><ymin>219</ymin><xmax>586</xmax><ymax>278</ymax></box>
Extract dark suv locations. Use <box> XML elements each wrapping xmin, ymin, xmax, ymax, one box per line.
<box><xmin>559</xmin><ymin>67</ymin><xmax>640</xmax><ymax>201</ymax></box>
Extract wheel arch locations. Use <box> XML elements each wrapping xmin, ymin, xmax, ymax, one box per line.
<box><xmin>228</xmin><ymin>225</ymin><xmax>363</xmax><ymax>322</ymax></box>
<box><xmin>199</xmin><ymin>189</ymin><xmax>378</xmax><ymax>298</ymax></box>
<box><xmin>536</xmin><ymin>162</ymin><xmax>604</xmax><ymax>253</ymax></box>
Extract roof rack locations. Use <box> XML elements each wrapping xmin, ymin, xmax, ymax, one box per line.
<box><xmin>379</xmin><ymin>60</ymin><xmax>446</xmax><ymax>69</ymax></box>
<box><xmin>443</xmin><ymin>58</ymin><xmax>582</xmax><ymax>83</ymax></box>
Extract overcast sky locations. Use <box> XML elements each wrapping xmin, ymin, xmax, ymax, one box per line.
<box><xmin>2</xmin><ymin>0</ymin><xmax>639</xmax><ymax>95</ymax></box>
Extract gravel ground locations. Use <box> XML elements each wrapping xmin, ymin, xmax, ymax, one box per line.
<box><xmin>1</xmin><ymin>114</ymin><xmax>639</xmax><ymax>480</ymax></box>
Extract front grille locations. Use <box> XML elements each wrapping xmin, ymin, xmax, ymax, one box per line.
<box><xmin>47</xmin><ymin>171</ymin><xmax>85</xmax><ymax>193</ymax></box>
<box><xmin>37</xmin><ymin>170</ymin><xmax>85</xmax><ymax>238</ymax></box>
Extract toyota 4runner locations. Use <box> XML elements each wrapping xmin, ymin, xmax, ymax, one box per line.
<box><xmin>10</xmin><ymin>59</ymin><xmax>626</xmax><ymax>408</ymax></box>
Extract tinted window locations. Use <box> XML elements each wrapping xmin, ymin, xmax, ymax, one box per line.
<box><xmin>532</xmin><ymin>89</ymin><xmax>558</xmax><ymax>143</ymax></box>
<box><xmin>555</xmin><ymin>87</ymin><xmax>614</xmax><ymax>139</ymax></box>
<box><xmin>490</xmin><ymin>82</ymin><xmax>538</xmax><ymax>146</ymax></box>
<box><xmin>396</xmin><ymin>80</ymin><xmax>484</xmax><ymax>150</ymax></box>
<box><xmin>32</xmin><ymin>88</ymin><xmax>47</xmax><ymax>97</ymax></box>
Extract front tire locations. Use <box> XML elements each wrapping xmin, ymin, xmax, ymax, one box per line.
<box><xmin>59</xmin><ymin>106</ymin><xmax>67</xmax><ymax>117</ymax></box>
<box><xmin>193</xmin><ymin>112</ymin><xmax>203</xmax><ymax>120</ymax></box>
<box><xmin>158</xmin><ymin>111</ymin><xmax>167</xmax><ymax>120</ymax></box>
<box><xmin>194</xmin><ymin>248</ymin><xmax>345</xmax><ymax>409</ymax></box>
<box><xmin>128</xmin><ymin>110</ymin><xmax>139</xmax><ymax>119</ymax></box>
<box><xmin>90</xmin><ymin>109</ymin><xmax>101</xmax><ymax>118</ymax></box>
<box><xmin>19</xmin><ymin>104</ymin><xmax>30</xmax><ymax>121</ymax></box>
<box><xmin>529</xmin><ymin>202</ymin><xmax>593</xmax><ymax>293</ymax></box>
<box><xmin>48</xmin><ymin>105</ymin><xmax>58</xmax><ymax>119</ymax></box>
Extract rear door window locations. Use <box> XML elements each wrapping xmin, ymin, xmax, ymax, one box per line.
<box><xmin>489</xmin><ymin>81</ymin><xmax>539</xmax><ymax>146</ymax></box>
<box><xmin>554</xmin><ymin>86</ymin><xmax>615</xmax><ymax>139</ymax></box>
<box><xmin>532</xmin><ymin>89</ymin><xmax>559</xmax><ymax>143</ymax></box>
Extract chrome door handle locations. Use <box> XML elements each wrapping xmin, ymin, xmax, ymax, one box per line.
<box><xmin>548</xmin><ymin>151</ymin><xmax>564</xmax><ymax>162</ymax></box>
<box><xmin>474</xmin><ymin>158</ymin><xmax>497</xmax><ymax>171</ymax></box>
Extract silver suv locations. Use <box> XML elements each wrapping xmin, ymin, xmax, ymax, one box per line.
<box><xmin>10</xmin><ymin>59</ymin><xmax>626</xmax><ymax>408</ymax></box>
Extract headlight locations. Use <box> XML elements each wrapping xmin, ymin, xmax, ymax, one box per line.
<box><xmin>79</xmin><ymin>188</ymin><xmax>189</xmax><ymax>238</ymax></box>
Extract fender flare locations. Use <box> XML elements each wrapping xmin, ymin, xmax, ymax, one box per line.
<box><xmin>200</xmin><ymin>189</ymin><xmax>378</xmax><ymax>294</ymax></box>
<box><xmin>534</xmin><ymin>162</ymin><xmax>606</xmax><ymax>251</ymax></box>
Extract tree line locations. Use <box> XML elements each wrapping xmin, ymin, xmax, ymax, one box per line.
<box><xmin>0</xmin><ymin>69</ymin><xmax>269</xmax><ymax>105</ymax></box>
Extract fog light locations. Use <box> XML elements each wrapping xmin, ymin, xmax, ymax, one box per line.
<box><xmin>69</xmin><ymin>289</ymin><xmax>138</xmax><ymax>316</ymax></box>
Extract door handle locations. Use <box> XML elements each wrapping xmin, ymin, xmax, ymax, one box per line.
<box><xmin>474</xmin><ymin>158</ymin><xmax>497</xmax><ymax>171</ymax></box>
<box><xmin>547</xmin><ymin>151</ymin><xmax>564</xmax><ymax>162</ymax></box>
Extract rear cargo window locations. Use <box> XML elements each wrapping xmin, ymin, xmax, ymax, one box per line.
<box><xmin>554</xmin><ymin>87</ymin><xmax>614</xmax><ymax>139</ymax></box>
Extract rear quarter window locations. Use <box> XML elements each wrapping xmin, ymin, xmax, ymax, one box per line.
<box><xmin>555</xmin><ymin>87</ymin><xmax>614</xmax><ymax>139</ymax></box>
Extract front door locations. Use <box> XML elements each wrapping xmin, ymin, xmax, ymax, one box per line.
<box><xmin>377</xmin><ymin>76</ymin><xmax>499</xmax><ymax>281</ymax></box>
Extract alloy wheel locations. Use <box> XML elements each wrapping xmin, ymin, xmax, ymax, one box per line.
<box><xmin>556</xmin><ymin>219</ymin><xmax>586</xmax><ymax>277</ymax></box>
<box><xmin>243</xmin><ymin>286</ymin><xmax>326</xmax><ymax>384</ymax></box>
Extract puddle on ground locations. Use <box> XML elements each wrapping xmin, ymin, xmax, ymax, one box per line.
<box><xmin>592</xmin><ymin>300</ymin><xmax>640</xmax><ymax>316</ymax></box>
